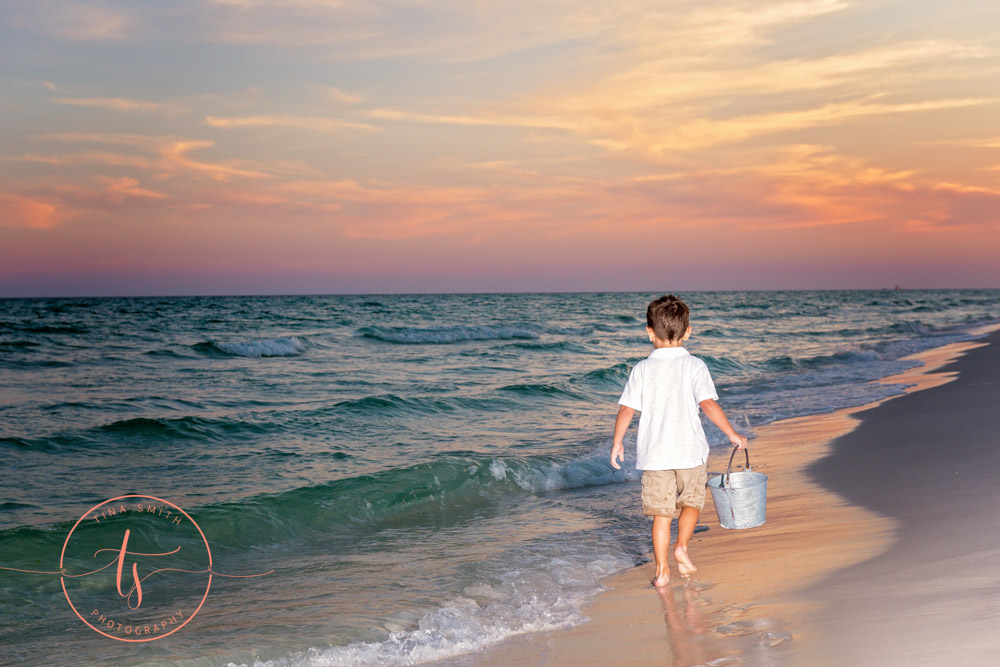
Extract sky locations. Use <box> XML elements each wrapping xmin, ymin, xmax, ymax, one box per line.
<box><xmin>2</xmin><ymin>0</ymin><xmax>999</xmax><ymax>296</ymax></box>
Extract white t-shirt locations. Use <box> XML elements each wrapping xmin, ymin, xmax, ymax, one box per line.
<box><xmin>618</xmin><ymin>347</ymin><xmax>718</xmax><ymax>470</ymax></box>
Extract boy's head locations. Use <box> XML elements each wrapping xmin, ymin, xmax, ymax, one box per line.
<box><xmin>646</xmin><ymin>295</ymin><xmax>690</xmax><ymax>343</ymax></box>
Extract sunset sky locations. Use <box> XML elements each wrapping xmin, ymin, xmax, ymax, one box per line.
<box><xmin>2</xmin><ymin>0</ymin><xmax>999</xmax><ymax>296</ymax></box>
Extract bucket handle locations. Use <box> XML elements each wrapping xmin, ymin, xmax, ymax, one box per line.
<box><xmin>723</xmin><ymin>446</ymin><xmax>751</xmax><ymax>489</ymax></box>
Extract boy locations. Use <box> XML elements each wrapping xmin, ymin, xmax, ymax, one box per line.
<box><xmin>611</xmin><ymin>295</ymin><xmax>747</xmax><ymax>588</ymax></box>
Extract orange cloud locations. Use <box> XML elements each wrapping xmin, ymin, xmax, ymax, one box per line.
<box><xmin>0</xmin><ymin>175</ymin><xmax>168</xmax><ymax>232</ymax></box>
<box><xmin>98</xmin><ymin>176</ymin><xmax>168</xmax><ymax>199</ymax></box>
<box><xmin>158</xmin><ymin>139</ymin><xmax>270</xmax><ymax>181</ymax></box>
<box><xmin>35</xmin><ymin>133</ymin><xmax>272</xmax><ymax>182</ymax></box>
<box><xmin>321</xmin><ymin>86</ymin><xmax>363</xmax><ymax>105</ymax></box>
<box><xmin>205</xmin><ymin>114</ymin><xmax>378</xmax><ymax>133</ymax></box>
<box><xmin>0</xmin><ymin>193</ymin><xmax>63</xmax><ymax>229</ymax></box>
<box><xmin>646</xmin><ymin>98</ymin><xmax>993</xmax><ymax>153</ymax></box>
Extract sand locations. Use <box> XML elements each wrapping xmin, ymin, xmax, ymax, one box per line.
<box><xmin>468</xmin><ymin>328</ymin><xmax>1000</xmax><ymax>666</ymax></box>
<box><xmin>800</xmin><ymin>329</ymin><xmax>1000</xmax><ymax>666</ymax></box>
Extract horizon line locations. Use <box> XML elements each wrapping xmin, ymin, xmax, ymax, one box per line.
<box><xmin>2</xmin><ymin>286</ymin><xmax>998</xmax><ymax>300</ymax></box>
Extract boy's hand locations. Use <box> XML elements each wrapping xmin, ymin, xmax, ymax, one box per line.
<box><xmin>610</xmin><ymin>443</ymin><xmax>625</xmax><ymax>469</ymax></box>
<box><xmin>611</xmin><ymin>405</ymin><xmax>635</xmax><ymax>469</ymax></box>
<box><xmin>730</xmin><ymin>432</ymin><xmax>748</xmax><ymax>450</ymax></box>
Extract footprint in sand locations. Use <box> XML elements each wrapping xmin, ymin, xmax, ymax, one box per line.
<box><xmin>760</xmin><ymin>631</ymin><xmax>792</xmax><ymax>647</ymax></box>
<box><xmin>715</xmin><ymin>619</ymin><xmax>772</xmax><ymax>636</ymax></box>
<box><xmin>720</xmin><ymin>603</ymin><xmax>749</xmax><ymax>615</ymax></box>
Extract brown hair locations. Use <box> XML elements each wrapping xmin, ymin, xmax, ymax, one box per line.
<box><xmin>646</xmin><ymin>295</ymin><xmax>689</xmax><ymax>342</ymax></box>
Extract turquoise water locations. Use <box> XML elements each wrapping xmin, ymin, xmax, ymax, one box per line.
<box><xmin>1</xmin><ymin>290</ymin><xmax>997</xmax><ymax>665</ymax></box>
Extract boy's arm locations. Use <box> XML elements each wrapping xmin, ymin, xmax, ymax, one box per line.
<box><xmin>610</xmin><ymin>405</ymin><xmax>635</xmax><ymax>469</ymax></box>
<box><xmin>699</xmin><ymin>399</ymin><xmax>748</xmax><ymax>449</ymax></box>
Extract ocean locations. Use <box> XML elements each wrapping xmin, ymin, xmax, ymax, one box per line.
<box><xmin>1</xmin><ymin>290</ymin><xmax>997</xmax><ymax>666</ymax></box>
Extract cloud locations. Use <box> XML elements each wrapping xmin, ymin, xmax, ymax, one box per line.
<box><xmin>194</xmin><ymin>0</ymin><xmax>845</xmax><ymax>64</ymax></box>
<box><xmin>321</xmin><ymin>86</ymin><xmax>363</xmax><ymax>105</ymax></box>
<box><xmin>561</xmin><ymin>41</ymin><xmax>989</xmax><ymax>119</ymax></box>
<box><xmin>624</xmin><ymin>0</ymin><xmax>849</xmax><ymax>58</ymax></box>
<box><xmin>262</xmin><ymin>178</ymin><xmax>518</xmax><ymax>239</ymax></box>
<box><xmin>36</xmin><ymin>133</ymin><xmax>271</xmax><ymax>181</ymax></box>
<box><xmin>368</xmin><ymin>96</ymin><xmax>993</xmax><ymax>155</ymax></box>
<box><xmin>0</xmin><ymin>154</ymin><xmax>75</xmax><ymax>166</ymax></box>
<box><xmin>158</xmin><ymin>140</ymin><xmax>271</xmax><ymax>181</ymax></box>
<box><xmin>200</xmin><ymin>0</ymin><xmax>611</xmax><ymax>60</ymax></box>
<box><xmin>646</xmin><ymin>97</ymin><xmax>993</xmax><ymax>153</ymax></box>
<box><xmin>36</xmin><ymin>132</ymin><xmax>166</xmax><ymax>149</ymax></box>
<box><xmin>41</xmin><ymin>81</ymin><xmax>73</xmax><ymax>93</ymax></box>
<box><xmin>98</xmin><ymin>176</ymin><xmax>168</xmax><ymax>199</ymax></box>
<box><xmin>205</xmin><ymin>114</ymin><xmax>378</xmax><ymax>133</ymax></box>
<box><xmin>0</xmin><ymin>193</ymin><xmax>63</xmax><ymax>229</ymax></box>
<box><xmin>355</xmin><ymin>7</ymin><xmax>994</xmax><ymax>158</ymax></box>
<box><xmin>709</xmin><ymin>145</ymin><xmax>1000</xmax><ymax>232</ymax></box>
<box><xmin>9</xmin><ymin>2</ymin><xmax>134</xmax><ymax>41</ymax></box>
<box><xmin>367</xmin><ymin>107</ymin><xmax>576</xmax><ymax>130</ymax></box>
<box><xmin>0</xmin><ymin>175</ymin><xmax>170</xmax><ymax>231</ymax></box>
<box><xmin>52</xmin><ymin>97</ymin><xmax>161</xmax><ymax>111</ymax></box>
<box><xmin>755</xmin><ymin>144</ymin><xmax>916</xmax><ymax>187</ymax></box>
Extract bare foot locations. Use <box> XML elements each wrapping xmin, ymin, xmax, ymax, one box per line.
<box><xmin>674</xmin><ymin>545</ymin><xmax>697</xmax><ymax>577</ymax></box>
<box><xmin>651</xmin><ymin>571</ymin><xmax>670</xmax><ymax>587</ymax></box>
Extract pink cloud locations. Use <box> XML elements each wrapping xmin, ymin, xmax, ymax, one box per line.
<box><xmin>0</xmin><ymin>193</ymin><xmax>63</xmax><ymax>229</ymax></box>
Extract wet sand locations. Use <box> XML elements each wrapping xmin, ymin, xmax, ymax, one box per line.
<box><xmin>469</xmin><ymin>329</ymin><xmax>998</xmax><ymax>666</ymax></box>
<box><xmin>799</xmin><ymin>328</ymin><xmax>1000</xmax><ymax>666</ymax></box>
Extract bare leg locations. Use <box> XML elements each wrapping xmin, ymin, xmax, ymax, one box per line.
<box><xmin>674</xmin><ymin>506</ymin><xmax>699</xmax><ymax>577</ymax></box>
<box><xmin>651</xmin><ymin>515</ymin><xmax>671</xmax><ymax>587</ymax></box>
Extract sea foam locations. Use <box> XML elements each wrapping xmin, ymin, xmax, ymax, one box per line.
<box><xmin>195</xmin><ymin>336</ymin><xmax>306</xmax><ymax>358</ymax></box>
<box><xmin>229</xmin><ymin>549</ymin><xmax>630</xmax><ymax>667</ymax></box>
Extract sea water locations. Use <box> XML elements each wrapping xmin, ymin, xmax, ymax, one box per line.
<box><xmin>0</xmin><ymin>290</ymin><xmax>997</xmax><ymax>665</ymax></box>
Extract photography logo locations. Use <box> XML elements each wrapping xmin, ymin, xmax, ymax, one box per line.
<box><xmin>4</xmin><ymin>494</ymin><xmax>271</xmax><ymax>643</ymax></box>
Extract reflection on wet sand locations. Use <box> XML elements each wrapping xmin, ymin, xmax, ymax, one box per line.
<box><xmin>657</xmin><ymin>582</ymin><xmax>709</xmax><ymax>667</ymax></box>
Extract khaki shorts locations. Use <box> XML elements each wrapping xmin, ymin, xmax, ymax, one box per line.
<box><xmin>641</xmin><ymin>464</ymin><xmax>708</xmax><ymax>517</ymax></box>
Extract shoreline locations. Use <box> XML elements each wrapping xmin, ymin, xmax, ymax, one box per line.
<box><xmin>467</xmin><ymin>327</ymin><xmax>998</xmax><ymax>665</ymax></box>
<box><xmin>797</xmin><ymin>327</ymin><xmax>1000</xmax><ymax>665</ymax></box>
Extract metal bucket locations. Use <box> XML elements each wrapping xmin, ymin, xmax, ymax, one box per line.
<box><xmin>707</xmin><ymin>447</ymin><xmax>767</xmax><ymax>529</ymax></box>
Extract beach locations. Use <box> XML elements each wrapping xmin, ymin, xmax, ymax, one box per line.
<box><xmin>800</xmin><ymin>328</ymin><xmax>1000</xmax><ymax>665</ymax></box>
<box><xmin>1</xmin><ymin>292</ymin><xmax>997</xmax><ymax>666</ymax></box>
<box><xmin>472</xmin><ymin>328</ymin><xmax>1000</xmax><ymax>666</ymax></box>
